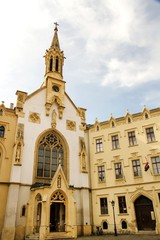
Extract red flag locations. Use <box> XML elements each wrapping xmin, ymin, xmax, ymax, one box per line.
<box><xmin>144</xmin><ymin>162</ymin><xmax>150</xmax><ymax>171</ymax></box>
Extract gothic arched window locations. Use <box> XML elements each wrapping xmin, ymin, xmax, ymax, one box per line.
<box><xmin>0</xmin><ymin>126</ymin><xmax>5</xmax><ymax>138</ymax></box>
<box><xmin>37</xmin><ymin>132</ymin><xmax>64</xmax><ymax>179</ymax></box>
<box><xmin>49</xmin><ymin>57</ymin><xmax>53</xmax><ymax>71</ymax></box>
<box><xmin>55</xmin><ymin>56</ymin><xmax>59</xmax><ymax>72</ymax></box>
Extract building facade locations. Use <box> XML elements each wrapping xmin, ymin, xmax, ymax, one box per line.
<box><xmin>0</xmin><ymin>103</ymin><xmax>17</xmax><ymax>239</ymax></box>
<box><xmin>88</xmin><ymin>108</ymin><xmax>160</xmax><ymax>234</ymax></box>
<box><xmin>0</xmin><ymin>25</ymin><xmax>160</xmax><ymax>240</ymax></box>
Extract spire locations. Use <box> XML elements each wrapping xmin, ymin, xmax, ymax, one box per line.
<box><xmin>50</xmin><ymin>22</ymin><xmax>60</xmax><ymax>49</ymax></box>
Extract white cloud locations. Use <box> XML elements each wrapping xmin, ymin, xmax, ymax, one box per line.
<box><xmin>0</xmin><ymin>0</ymin><xmax>160</xmax><ymax>122</ymax></box>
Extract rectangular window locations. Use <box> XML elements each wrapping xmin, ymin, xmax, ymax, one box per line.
<box><xmin>132</xmin><ymin>159</ymin><xmax>142</xmax><ymax>177</ymax></box>
<box><xmin>100</xmin><ymin>197</ymin><xmax>108</xmax><ymax>214</ymax></box>
<box><xmin>118</xmin><ymin>196</ymin><xmax>127</xmax><ymax>213</ymax></box>
<box><xmin>96</xmin><ymin>138</ymin><xmax>103</xmax><ymax>152</ymax></box>
<box><xmin>115</xmin><ymin>163</ymin><xmax>123</xmax><ymax>179</ymax></box>
<box><xmin>128</xmin><ymin>131</ymin><xmax>137</xmax><ymax>146</ymax></box>
<box><xmin>146</xmin><ymin>127</ymin><xmax>155</xmax><ymax>142</ymax></box>
<box><xmin>151</xmin><ymin>156</ymin><xmax>160</xmax><ymax>175</ymax></box>
<box><xmin>98</xmin><ymin>165</ymin><xmax>105</xmax><ymax>182</ymax></box>
<box><xmin>112</xmin><ymin>135</ymin><xmax>120</xmax><ymax>149</ymax></box>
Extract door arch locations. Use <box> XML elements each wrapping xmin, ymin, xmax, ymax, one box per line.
<box><xmin>50</xmin><ymin>191</ymin><xmax>66</xmax><ymax>232</ymax></box>
<box><xmin>134</xmin><ymin>195</ymin><xmax>156</xmax><ymax>231</ymax></box>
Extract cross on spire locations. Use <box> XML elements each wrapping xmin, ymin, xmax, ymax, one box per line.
<box><xmin>54</xmin><ymin>22</ymin><xmax>59</xmax><ymax>31</ymax></box>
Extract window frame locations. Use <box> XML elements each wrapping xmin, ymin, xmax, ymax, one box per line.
<box><xmin>118</xmin><ymin>196</ymin><xmax>127</xmax><ymax>214</ymax></box>
<box><xmin>0</xmin><ymin>126</ymin><xmax>5</xmax><ymax>138</ymax></box>
<box><xmin>132</xmin><ymin>159</ymin><xmax>142</xmax><ymax>177</ymax></box>
<box><xmin>128</xmin><ymin>131</ymin><xmax>137</xmax><ymax>146</ymax></box>
<box><xmin>100</xmin><ymin>197</ymin><xmax>108</xmax><ymax>215</ymax></box>
<box><xmin>98</xmin><ymin>165</ymin><xmax>105</xmax><ymax>182</ymax></box>
<box><xmin>96</xmin><ymin>138</ymin><xmax>103</xmax><ymax>153</ymax></box>
<box><xmin>151</xmin><ymin>156</ymin><xmax>160</xmax><ymax>175</ymax></box>
<box><xmin>36</xmin><ymin>132</ymin><xmax>65</xmax><ymax>180</ymax></box>
<box><xmin>114</xmin><ymin>162</ymin><xmax>123</xmax><ymax>179</ymax></box>
<box><xmin>146</xmin><ymin>127</ymin><xmax>155</xmax><ymax>143</ymax></box>
<box><xmin>112</xmin><ymin>134</ymin><xmax>120</xmax><ymax>149</ymax></box>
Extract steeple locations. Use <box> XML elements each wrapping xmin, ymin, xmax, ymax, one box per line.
<box><xmin>44</xmin><ymin>23</ymin><xmax>65</xmax><ymax>81</ymax></box>
<box><xmin>43</xmin><ymin>24</ymin><xmax>66</xmax><ymax>118</ymax></box>
<box><xmin>50</xmin><ymin>22</ymin><xmax>60</xmax><ymax>49</ymax></box>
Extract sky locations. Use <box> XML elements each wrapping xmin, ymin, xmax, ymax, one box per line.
<box><xmin>0</xmin><ymin>0</ymin><xmax>160</xmax><ymax>124</ymax></box>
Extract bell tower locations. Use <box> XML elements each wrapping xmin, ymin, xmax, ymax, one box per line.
<box><xmin>43</xmin><ymin>23</ymin><xmax>65</xmax><ymax>118</ymax></box>
<box><xmin>44</xmin><ymin>22</ymin><xmax>64</xmax><ymax>80</ymax></box>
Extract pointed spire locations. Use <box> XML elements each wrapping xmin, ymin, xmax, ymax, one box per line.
<box><xmin>50</xmin><ymin>22</ymin><xmax>60</xmax><ymax>49</ymax></box>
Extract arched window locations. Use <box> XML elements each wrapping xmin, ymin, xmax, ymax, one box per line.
<box><xmin>145</xmin><ymin>113</ymin><xmax>149</xmax><ymax>119</ymax></box>
<box><xmin>56</xmin><ymin>56</ymin><xmax>59</xmax><ymax>72</ymax></box>
<box><xmin>0</xmin><ymin>126</ymin><xmax>5</xmax><ymax>138</ymax></box>
<box><xmin>121</xmin><ymin>220</ymin><xmax>127</xmax><ymax>229</ymax></box>
<box><xmin>128</xmin><ymin>117</ymin><xmax>131</xmax><ymax>123</ymax></box>
<box><xmin>37</xmin><ymin>132</ymin><xmax>64</xmax><ymax>179</ymax></box>
<box><xmin>103</xmin><ymin>221</ymin><xmax>108</xmax><ymax>229</ymax></box>
<box><xmin>49</xmin><ymin>57</ymin><xmax>53</xmax><ymax>71</ymax></box>
<box><xmin>112</xmin><ymin>121</ymin><xmax>115</xmax><ymax>127</ymax></box>
<box><xmin>0</xmin><ymin>109</ymin><xmax>3</xmax><ymax>115</ymax></box>
<box><xmin>21</xmin><ymin>205</ymin><xmax>26</xmax><ymax>217</ymax></box>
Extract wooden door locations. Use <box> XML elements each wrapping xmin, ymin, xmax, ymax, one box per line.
<box><xmin>134</xmin><ymin>195</ymin><xmax>155</xmax><ymax>230</ymax></box>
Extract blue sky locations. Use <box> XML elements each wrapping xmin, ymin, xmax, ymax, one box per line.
<box><xmin>0</xmin><ymin>0</ymin><xmax>160</xmax><ymax>123</ymax></box>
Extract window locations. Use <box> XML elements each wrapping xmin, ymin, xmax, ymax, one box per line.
<box><xmin>49</xmin><ymin>57</ymin><xmax>53</xmax><ymax>71</ymax></box>
<box><xmin>103</xmin><ymin>221</ymin><xmax>108</xmax><ymax>229</ymax></box>
<box><xmin>128</xmin><ymin>131</ymin><xmax>137</xmax><ymax>146</ymax></box>
<box><xmin>118</xmin><ymin>196</ymin><xmax>127</xmax><ymax>213</ymax></box>
<box><xmin>112</xmin><ymin>135</ymin><xmax>120</xmax><ymax>149</ymax></box>
<box><xmin>0</xmin><ymin>109</ymin><xmax>3</xmax><ymax>115</ymax></box>
<box><xmin>115</xmin><ymin>163</ymin><xmax>123</xmax><ymax>179</ymax></box>
<box><xmin>37</xmin><ymin>132</ymin><xmax>64</xmax><ymax>179</ymax></box>
<box><xmin>100</xmin><ymin>198</ymin><xmax>108</xmax><ymax>214</ymax></box>
<box><xmin>146</xmin><ymin>127</ymin><xmax>155</xmax><ymax>142</ymax></box>
<box><xmin>132</xmin><ymin>159</ymin><xmax>142</xmax><ymax>177</ymax></box>
<box><xmin>128</xmin><ymin>117</ymin><xmax>131</xmax><ymax>123</ymax></box>
<box><xmin>21</xmin><ymin>205</ymin><xmax>26</xmax><ymax>217</ymax></box>
<box><xmin>98</xmin><ymin>165</ymin><xmax>105</xmax><ymax>182</ymax></box>
<box><xmin>121</xmin><ymin>220</ymin><xmax>127</xmax><ymax>229</ymax></box>
<box><xmin>96</xmin><ymin>138</ymin><xmax>103</xmax><ymax>152</ymax></box>
<box><xmin>151</xmin><ymin>156</ymin><xmax>160</xmax><ymax>175</ymax></box>
<box><xmin>0</xmin><ymin>126</ymin><xmax>5</xmax><ymax>138</ymax></box>
<box><xmin>56</xmin><ymin>56</ymin><xmax>59</xmax><ymax>71</ymax></box>
<box><xmin>145</xmin><ymin>113</ymin><xmax>149</xmax><ymax>119</ymax></box>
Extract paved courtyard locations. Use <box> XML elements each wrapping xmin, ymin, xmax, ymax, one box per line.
<box><xmin>76</xmin><ymin>234</ymin><xmax>160</xmax><ymax>240</ymax></box>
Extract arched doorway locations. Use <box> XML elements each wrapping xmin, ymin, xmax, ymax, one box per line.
<box><xmin>50</xmin><ymin>191</ymin><xmax>66</xmax><ymax>232</ymax></box>
<box><xmin>134</xmin><ymin>195</ymin><xmax>156</xmax><ymax>231</ymax></box>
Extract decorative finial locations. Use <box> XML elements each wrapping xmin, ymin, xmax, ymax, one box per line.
<box><xmin>54</xmin><ymin>22</ymin><xmax>59</xmax><ymax>31</ymax></box>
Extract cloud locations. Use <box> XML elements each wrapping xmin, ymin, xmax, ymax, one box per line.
<box><xmin>0</xmin><ymin>0</ymin><xmax>160</xmax><ymax>123</ymax></box>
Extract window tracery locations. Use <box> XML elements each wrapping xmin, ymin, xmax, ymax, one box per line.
<box><xmin>51</xmin><ymin>191</ymin><xmax>65</xmax><ymax>202</ymax></box>
<box><xmin>37</xmin><ymin>132</ymin><xmax>64</xmax><ymax>179</ymax></box>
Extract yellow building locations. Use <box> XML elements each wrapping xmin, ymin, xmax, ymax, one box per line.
<box><xmin>0</xmin><ymin>103</ymin><xmax>17</xmax><ymax>238</ymax></box>
<box><xmin>0</xmin><ymin>24</ymin><xmax>160</xmax><ymax>240</ymax></box>
<box><xmin>88</xmin><ymin>108</ymin><xmax>160</xmax><ymax>234</ymax></box>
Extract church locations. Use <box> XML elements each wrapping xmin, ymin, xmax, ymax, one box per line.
<box><xmin>0</xmin><ymin>24</ymin><xmax>160</xmax><ymax>240</ymax></box>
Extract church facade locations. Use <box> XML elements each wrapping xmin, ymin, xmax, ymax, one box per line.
<box><xmin>0</xmin><ymin>25</ymin><xmax>160</xmax><ymax>240</ymax></box>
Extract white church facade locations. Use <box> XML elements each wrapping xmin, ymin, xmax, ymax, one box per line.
<box><xmin>0</xmin><ymin>25</ymin><xmax>160</xmax><ymax>240</ymax></box>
